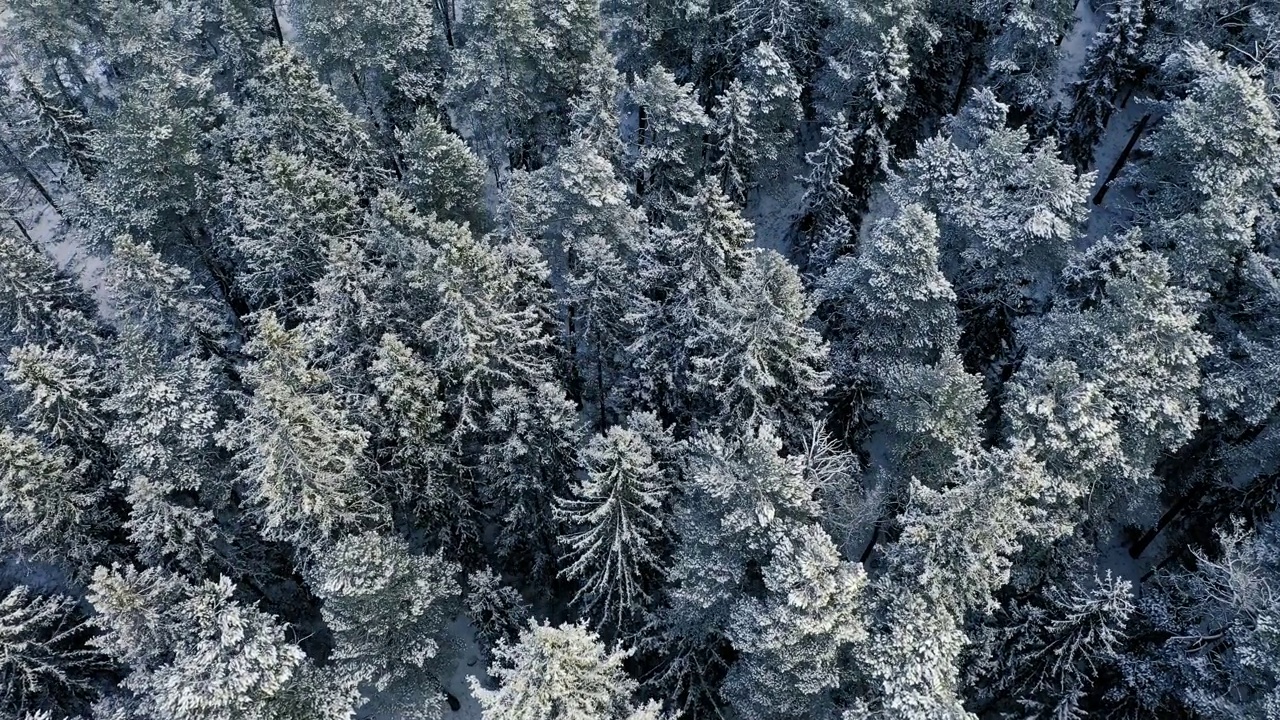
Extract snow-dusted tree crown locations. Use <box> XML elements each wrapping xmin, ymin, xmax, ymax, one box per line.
<box><xmin>0</xmin><ymin>0</ymin><xmax>1276</xmax><ymax>717</ymax></box>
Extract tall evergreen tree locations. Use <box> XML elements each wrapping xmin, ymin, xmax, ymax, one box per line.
<box><xmin>713</xmin><ymin>42</ymin><xmax>802</xmax><ymax>200</ymax></box>
<box><xmin>655</xmin><ymin>426</ymin><xmax>820</xmax><ymax>712</ymax></box>
<box><xmin>1014</xmin><ymin>234</ymin><xmax>1211</xmax><ymax>513</ymax></box>
<box><xmin>1062</xmin><ymin>0</ymin><xmax>1147</xmax><ymax>169</ymax></box>
<box><xmin>626</xmin><ymin>66</ymin><xmax>710</xmax><ymax>217</ymax></box>
<box><xmin>396</xmin><ymin>109</ymin><xmax>488</xmax><ymax>226</ymax></box>
<box><xmin>470</xmin><ymin>620</ymin><xmax>653</xmax><ymax>720</ymax></box>
<box><xmin>557</xmin><ymin>423</ymin><xmax>671</xmax><ymax>628</ymax></box>
<box><xmin>89</xmin><ymin>565</ymin><xmax>330</xmax><ymax>720</ymax></box>
<box><xmin>724</xmin><ymin>525</ymin><xmax>867</xmax><ymax>720</ymax></box>
<box><xmin>0</xmin><ymin>429</ymin><xmax>105</xmax><ymax>574</ymax></box>
<box><xmin>222</xmin><ymin>312</ymin><xmax>384</xmax><ymax>550</ymax></box>
<box><xmin>0</xmin><ymin>585</ymin><xmax>101</xmax><ymax>716</ymax></box>
<box><xmin>1124</xmin><ymin>45</ymin><xmax>1280</xmax><ymax>294</ymax></box>
<box><xmin>446</xmin><ymin>0</ymin><xmax>612</xmax><ymax>170</ymax></box>
<box><xmin>308</xmin><ymin>531</ymin><xmax>461</xmax><ymax>693</ymax></box>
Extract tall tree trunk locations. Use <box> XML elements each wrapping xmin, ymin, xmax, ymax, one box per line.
<box><xmin>0</xmin><ymin>137</ymin><xmax>62</xmax><ymax>216</ymax></box>
<box><xmin>268</xmin><ymin>0</ymin><xmax>285</xmax><ymax>45</ymax></box>
<box><xmin>435</xmin><ymin>0</ymin><xmax>455</xmax><ymax>48</ymax></box>
<box><xmin>1093</xmin><ymin>113</ymin><xmax>1149</xmax><ymax>205</ymax></box>
<box><xmin>7</xmin><ymin>213</ymin><xmax>36</xmax><ymax>245</ymax></box>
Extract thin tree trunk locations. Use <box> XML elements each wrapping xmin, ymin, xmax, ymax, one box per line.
<box><xmin>1129</xmin><ymin>486</ymin><xmax>1200</xmax><ymax>559</ymax></box>
<box><xmin>952</xmin><ymin>49</ymin><xmax>977</xmax><ymax>114</ymax></box>
<box><xmin>186</xmin><ymin>226</ymin><xmax>251</xmax><ymax>325</ymax></box>
<box><xmin>0</xmin><ymin>137</ymin><xmax>62</xmax><ymax>216</ymax></box>
<box><xmin>435</xmin><ymin>0</ymin><xmax>455</xmax><ymax>48</ymax></box>
<box><xmin>7</xmin><ymin>213</ymin><xmax>36</xmax><ymax>244</ymax></box>
<box><xmin>594</xmin><ymin>329</ymin><xmax>607</xmax><ymax>434</ymax></box>
<box><xmin>268</xmin><ymin>0</ymin><xmax>285</xmax><ymax>45</ymax></box>
<box><xmin>860</xmin><ymin>516</ymin><xmax>881</xmax><ymax>563</ymax></box>
<box><xmin>1093</xmin><ymin>112</ymin><xmax>1149</xmax><ymax>205</ymax></box>
<box><xmin>635</xmin><ymin>104</ymin><xmax>648</xmax><ymax>197</ymax></box>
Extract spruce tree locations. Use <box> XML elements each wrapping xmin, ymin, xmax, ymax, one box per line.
<box><xmin>724</xmin><ymin>525</ymin><xmax>867</xmax><ymax>720</ymax></box>
<box><xmin>557</xmin><ymin>424</ymin><xmax>670</xmax><ymax>628</ymax></box>
<box><xmin>223</xmin><ymin>312</ymin><xmax>384</xmax><ymax>549</ymax></box>
<box><xmin>1062</xmin><ymin>0</ymin><xmax>1146</xmax><ymax>169</ymax></box>
<box><xmin>0</xmin><ymin>585</ymin><xmax>101</xmax><ymax>716</ymax></box>
<box><xmin>470</xmin><ymin>620</ymin><xmax>649</xmax><ymax>720</ymax></box>
<box><xmin>308</xmin><ymin>531</ymin><xmax>461</xmax><ymax>692</ymax></box>
<box><xmin>89</xmin><ymin>565</ymin><xmax>319</xmax><ymax>720</ymax></box>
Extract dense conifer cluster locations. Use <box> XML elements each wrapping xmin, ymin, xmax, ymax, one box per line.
<box><xmin>0</xmin><ymin>0</ymin><xmax>1277</xmax><ymax>717</ymax></box>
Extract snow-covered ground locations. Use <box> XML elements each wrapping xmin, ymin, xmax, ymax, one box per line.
<box><xmin>39</xmin><ymin>216</ymin><xmax>110</xmax><ymax>313</ymax></box>
<box><xmin>1052</xmin><ymin>0</ymin><xmax>1102</xmax><ymax>106</ymax></box>
<box><xmin>745</xmin><ymin>169</ymin><xmax>805</xmax><ymax>260</ymax></box>
<box><xmin>1081</xmin><ymin>100</ymin><xmax>1151</xmax><ymax>244</ymax></box>
<box><xmin>440</xmin><ymin>616</ymin><xmax>487</xmax><ymax>720</ymax></box>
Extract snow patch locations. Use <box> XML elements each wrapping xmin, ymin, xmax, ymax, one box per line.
<box><xmin>1052</xmin><ymin>0</ymin><xmax>1102</xmax><ymax>106</ymax></box>
<box><xmin>1081</xmin><ymin>100</ymin><xmax>1150</xmax><ymax>244</ymax></box>
<box><xmin>745</xmin><ymin>173</ymin><xmax>805</xmax><ymax>260</ymax></box>
<box><xmin>440</xmin><ymin>615</ymin><xmax>487</xmax><ymax>720</ymax></box>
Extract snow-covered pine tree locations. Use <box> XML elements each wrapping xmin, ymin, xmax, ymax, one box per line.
<box><xmin>1124</xmin><ymin>44</ymin><xmax>1280</xmax><ymax>295</ymax></box>
<box><xmin>221</xmin><ymin>150</ymin><xmax>361</xmax><ymax>311</ymax></box>
<box><xmin>229</xmin><ymin>42</ymin><xmax>374</xmax><ymax>174</ymax></box>
<box><xmin>295</xmin><ymin>232</ymin><xmax>393</xmax><ymax>391</ymax></box>
<box><xmin>1202</xmin><ymin>251</ymin><xmax>1280</xmax><ymax>432</ymax></box>
<box><xmin>655</xmin><ymin>425</ymin><xmax>820</xmax><ymax>712</ymax></box>
<box><xmin>5</xmin><ymin>341</ymin><xmax>108</xmax><ymax>464</ymax></box>
<box><xmin>368</xmin><ymin>332</ymin><xmax>454</xmax><ymax>530</ymax></box>
<box><xmin>557</xmin><ymin>424</ymin><xmax>670</xmax><ymax>628</ymax></box>
<box><xmin>0</xmin><ymin>231</ymin><xmax>98</xmax><ymax>352</ymax></box>
<box><xmin>0</xmin><ymin>429</ymin><xmax>105</xmax><ymax>574</ymax></box>
<box><xmin>814</xmin><ymin>0</ymin><xmax>930</xmax><ymax>117</ymax></box>
<box><xmin>466</xmin><ymin>567</ymin><xmax>533</xmax><ymax>651</ymax></box>
<box><xmin>688</xmin><ymin>249</ymin><xmax>829</xmax><ymax>444</ymax></box>
<box><xmin>1014</xmin><ymin>233</ymin><xmax>1211</xmax><ymax>513</ymax></box>
<box><xmin>482</xmin><ymin>382</ymin><xmax>582</xmax><ymax>584</ymax></box>
<box><xmin>0</xmin><ymin>585</ymin><xmax>101</xmax><ymax>716</ymax></box>
<box><xmin>820</xmin><ymin>201</ymin><xmax>959</xmax><ymax>369</ymax></box>
<box><xmin>899</xmin><ymin>89</ymin><xmax>1092</xmax><ymax>314</ymax></box>
<box><xmin>105</xmin><ymin>236</ymin><xmax>231</xmax><ymax>356</ymax></box>
<box><xmin>979</xmin><ymin>0</ymin><xmax>1077</xmax><ymax>116</ymax></box>
<box><xmin>526</xmin><ymin>136</ymin><xmax>645</xmax><ymax>425</ymax></box>
<box><xmin>626</xmin><ymin>66</ymin><xmax>710</xmax><ymax>217</ymax></box>
<box><xmin>724</xmin><ymin>525</ymin><xmax>867</xmax><ymax>720</ymax></box>
<box><xmin>412</xmin><ymin>217</ymin><xmax>556</xmax><ymax>442</ymax></box>
<box><xmin>446</xmin><ymin>0</ymin><xmax>611</xmax><ymax>170</ymax></box>
<box><xmin>1117</xmin><ymin>519</ymin><xmax>1280</xmax><ymax>717</ymax></box>
<box><xmin>628</xmin><ymin>180</ymin><xmax>752</xmax><ymax>427</ymax></box>
<box><xmin>222</xmin><ymin>311</ymin><xmax>384</xmax><ymax>550</ymax></box>
<box><xmin>104</xmin><ymin>341</ymin><xmax>231</xmax><ymax>573</ymax></box>
<box><xmin>470</xmin><ymin>619</ymin><xmax>652</xmax><ymax>720</ymax></box>
<box><xmin>89</xmin><ymin>564</ymin><xmax>327</xmax><ymax>720</ymax></box>
<box><xmin>0</xmin><ymin>61</ymin><xmax>94</xmax><ymax>205</ymax></box>
<box><xmin>798</xmin><ymin>116</ymin><xmax>858</xmax><ymax>266</ymax></box>
<box><xmin>726</xmin><ymin>0</ymin><xmax>824</xmax><ymax>71</ymax></box>
<box><xmin>713</xmin><ymin>42</ymin><xmax>802</xmax><ymax>200</ymax></box>
<box><xmin>812</xmin><ymin>0</ymin><xmax>933</xmax><ymax>210</ymax></box>
<box><xmin>307</xmin><ymin>531</ymin><xmax>461</xmax><ymax>693</ymax></box>
<box><xmin>86</xmin><ymin>65</ymin><xmax>222</xmax><ymax>251</ymax></box>
<box><xmin>1062</xmin><ymin>0</ymin><xmax>1146</xmax><ymax>169</ymax></box>
<box><xmin>291</xmin><ymin>0</ymin><xmax>446</xmax><ymax>130</ymax></box>
<box><xmin>103</xmin><ymin>237</ymin><xmax>238</xmax><ymax>572</ymax></box>
<box><xmin>396</xmin><ymin>108</ymin><xmax>487</xmax><ymax>226</ymax></box>
<box><xmin>819</xmin><ymin>199</ymin><xmax>983</xmax><ymax>487</ymax></box>
<box><xmin>850</xmin><ymin>447</ymin><xmax>1058</xmax><ymax>717</ymax></box>
<box><xmin>969</xmin><ymin>571</ymin><xmax>1134</xmax><ymax>717</ymax></box>
<box><xmin>0</xmin><ymin>0</ymin><xmax>102</xmax><ymax>116</ymax></box>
